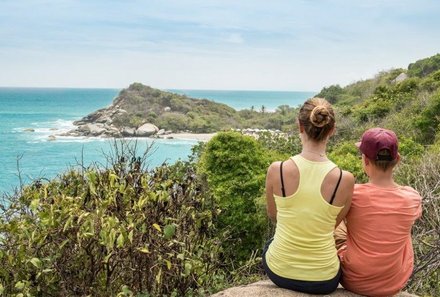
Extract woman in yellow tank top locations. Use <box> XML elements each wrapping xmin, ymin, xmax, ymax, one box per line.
<box><xmin>263</xmin><ymin>98</ymin><xmax>354</xmax><ymax>294</ymax></box>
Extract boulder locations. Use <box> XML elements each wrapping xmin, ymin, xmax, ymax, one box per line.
<box><xmin>210</xmin><ymin>280</ymin><xmax>418</xmax><ymax>297</ymax></box>
<box><xmin>96</xmin><ymin>116</ymin><xmax>113</xmax><ymax>124</ymax></box>
<box><xmin>121</xmin><ymin>127</ymin><xmax>136</xmax><ymax>137</ymax></box>
<box><xmin>78</xmin><ymin>124</ymin><xmax>107</xmax><ymax>136</ymax></box>
<box><xmin>136</xmin><ymin>123</ymin><xmax>159</xmax><ymax>137</ymax></box>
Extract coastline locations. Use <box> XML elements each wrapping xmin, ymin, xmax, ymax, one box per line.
<box><xmin>158</xmin><ymin>132</ymin><xmax>216</xmax><ymax>142</ymax></box>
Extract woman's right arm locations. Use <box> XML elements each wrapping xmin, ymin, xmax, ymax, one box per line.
<box><xmin>266</xmin><ymin>162</ymin><xmax>278</xmax><ymax>223</ymax></box>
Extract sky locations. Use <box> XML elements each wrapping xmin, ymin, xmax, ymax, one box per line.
<box><xmin>0</xmin><ymin>0</ymin><xmax>440</xmax><ymax>91</ymax></box>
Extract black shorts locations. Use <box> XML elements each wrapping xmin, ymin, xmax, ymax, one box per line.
<box><xmin>262</xmin><ymin>238</ymin><xmax>341</xmax><ymax>295</ymax></box>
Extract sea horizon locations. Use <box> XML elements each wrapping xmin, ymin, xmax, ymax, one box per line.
<box><xmin>0</xmin><ymin>86</ymin><xmax>316</xmax><ymax>92</ymax></box>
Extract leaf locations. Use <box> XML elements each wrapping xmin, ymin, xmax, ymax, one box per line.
<box><xmin>128</xmin><ymin>230</ymin><xmax>134</xmax><ymax>243</ymax></box>
<box><xmin>0</xmin><ymin>284</ymin><xmax>4</xmax><ymax>295</ymax></box>
<box><xmin>184</xmin><ymin>262</ymin><xmax>192</xmax><ymax>276</ymax></box>
<box><xmin>30</xmin><ymin>257</ymin><xmax>42</xmax><ymax>269</ymax></box>
<box><xmin>122</xmin><ymin>285</ymin><xmax>132</xmax><ymax>295</ymax></box>
<box><xmin>103</xmin><ymin>252</ymin><xmax>113</xmax><ymax>263</ymax></box>
<box><xmin>59</xmin><ymin>239</ymin><xmax>69</xmax><ymax>249</ymax></box>
<box><xmin>137</xmin><ymin>247</ymin><xmax>150</xmax><ymax>254</ymax></box>
<box><xmin>152</xmin><ymin>223</ymin><xmax>161</xmax><ymax>232</ymax></box>
<box><xmin>117</xmin><ymin>233</ymin><xmax>124</xmax><ymax>248</ymax></box>
<box><xmin>164</xmin><ymin>259</ymin><xmax>172</xmax><ymax>270</ymax></box>
<box><xmin>163</xmin><ymin>224</ymin><xmax>176</xmax><ymax>240</ymax></box>
<box><xmin>63</xmin><ymin>216</ymin><xmax>73</xmax><ymax>232</ymax></box>
<box><xmin>30</xmin><ymin>198</ymin><xmax>40</xmax><ymax>211</ymax></box>
<box><xmin>177</xmin><ymin>253</ymin><xmax>185</xmax><ymax>260</ymax></box>
<box><xmin>15</xmin><ymin>281</ymin><xmax>25</xmax><ymax>290</ymax></box>
<box><xmin>155</xmin><ymin>268</ymin><xmax>162</xmax><ymax>284</ymax></box>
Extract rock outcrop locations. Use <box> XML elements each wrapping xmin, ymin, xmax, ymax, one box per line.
<box><xmin>392</xmin><ymin>72</ymin><xmax>408</xmax><ymax>84</ymax></box>
<box><xmin>210</xmin><ymin>280</ymin><xmax>418</xmax><ymax>297</ymax></box>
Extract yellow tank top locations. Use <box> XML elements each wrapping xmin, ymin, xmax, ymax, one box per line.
<box><xmin>265</xmin><ymin>155</ymin><xmax>343</xmax><ymax>281</ymax></box>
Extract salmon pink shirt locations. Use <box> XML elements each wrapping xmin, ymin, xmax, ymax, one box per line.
<box><xmin>339</xmin><ymin>183</ymin><xmax>422</xmax><ymax>297</ymax></box>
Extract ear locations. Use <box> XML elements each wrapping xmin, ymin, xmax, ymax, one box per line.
<box><xmin>363</xmin><ymin>155</ymin><xmax>370</xmax><ymax>166</ymax></box>
<box><xmin>396</xmin><ymin>153</ymin><xmax>401</xmax><ymax>164</ymax></box>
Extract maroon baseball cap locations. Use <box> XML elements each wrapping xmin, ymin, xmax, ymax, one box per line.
<box><xmin>356</xmin><ymin>128</ymin><xmax>398</xmax><ymax>161</ymax></box>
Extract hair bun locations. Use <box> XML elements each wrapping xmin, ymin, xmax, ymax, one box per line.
<box><xmin>310</xmin><ymin>105</ymin><xmax>332</xmax><ymax>128</ymax></box>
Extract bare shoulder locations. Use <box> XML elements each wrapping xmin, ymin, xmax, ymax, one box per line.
<box><xmin>266</xmin><ymin>161</ymin><xmax>282</xmax><ymax>179</ymax></box>
<box><xmin>267</xmin><ymin>161</ymin><xmax>281</xmax><ymax>172</ymax></box>
<box><xmin>341</xmin><ymin>170</ymin><xmax>355</xmax><ymax>184</ymax></box>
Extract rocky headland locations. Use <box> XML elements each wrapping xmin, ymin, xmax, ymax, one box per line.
<box><xmin>57</xmin><ymin>82</ymin><xmax>294</xmax><ymax>141</ymax></box>
<box><xmin>60</xmin><ymin>83</ymin><xmax>241</xmax><ymax>139</ymax></box>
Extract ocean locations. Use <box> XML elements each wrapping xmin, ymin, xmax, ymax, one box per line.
<box><xmin>0</xmin><ymin>87</ymin><xmax>315</xmax><ymax>195</ymax></box>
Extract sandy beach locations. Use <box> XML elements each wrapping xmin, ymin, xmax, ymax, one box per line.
<box><xmin>161</xmin><ymin>133</ymin><xmax>217</xmax><ymax>142</ymax></box>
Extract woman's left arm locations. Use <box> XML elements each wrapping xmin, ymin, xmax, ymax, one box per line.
<box><xmin>266</xmin><ymin>162</ymin><xmax>278</xmax><ymax>223</ymax></box>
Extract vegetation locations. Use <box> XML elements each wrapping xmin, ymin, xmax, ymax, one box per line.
<box><xmin>198</xmin><ymin>132</ymin><xmax>271</xmax><ymax>262</ymax></box>
<box><xmin>110</xmin><ymin>83</ymin><xmax>298</xmax><ymax>133</ymax></box>
<box><xmin>1</xmin><ymin>53</ymin><xmax>440</xmax><ymax>296</ymax></box>
<box><xmin>0</xmin><ymin>143</ymin><xmax>226</xmax><ymax>296</ymax></box>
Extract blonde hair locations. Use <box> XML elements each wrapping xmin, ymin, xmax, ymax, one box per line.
<box><xmin>298</xmin><ymin>98</ymin><xmax>335</xmax><ymax>141</ymax></box>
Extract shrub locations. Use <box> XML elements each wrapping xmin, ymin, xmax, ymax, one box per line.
<box><xmin>396</xmin><ymin>150</ymin><xmax>440</xmax><ymax>297</ymax></box>
<box><xmin>415</xmin><ymin>91</ymin><xmax>440</xmax><ymax>143</ymax></box>
<box><xmin>0</xmin><ymin>143</ymin><xmax>223</xmax><ymax>296</ymax></box>
<box><xmin>198</xmin><ymin>132</ymin><xmax>270</xmax><ymax>263</ymax></box>
<box><xmin>328</xmin><ymin>141</ymin><xmax>366</xmax><ymax>183</ymax></box>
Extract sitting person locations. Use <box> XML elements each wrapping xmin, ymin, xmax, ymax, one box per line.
<box><xmin>336</xmin><ymin>127</ymin><xmax>422</xmax><ymax>297</ymax></box>
<box><xmin>263</xmin><ymin>97</ymin><xmax>354</xmax><ymax>295</ymax></box>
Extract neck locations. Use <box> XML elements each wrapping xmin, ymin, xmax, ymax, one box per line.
<box><xmin>300</xmin><ymin>139</ymin><xmax>328</xmax><ymax>159</ymax></box>
<box><xmin>368</xmin><ymin>169</ymin><xmax>397</xmax><ymax>187</ymax></box>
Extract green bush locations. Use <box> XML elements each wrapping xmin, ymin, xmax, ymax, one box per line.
<box><xmin>198</xmin><ymin>132</ymin><xmax>270</xmax><ymax>263</ymax></box>
<box><xmin>408</xmin><ymin>53</ymin><xmax>440</xmax><ymax>78</ymax></box>
<box><xmin>328</xmin><ymin>141</ymin><xmax>366</xmax><ymax>183</ymax></box>
<box><xmin>0</xmin><ymin>144</ymin><xmax>223</xmax><ymax>296</ymax></box>
<box><xmin>415</xmin><ymin>91</ymin><xmax>440</xmax><ymax>143</ymax></box>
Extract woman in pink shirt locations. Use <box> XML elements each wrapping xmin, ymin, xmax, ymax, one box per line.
<box><xmin>336</xmin><ymin>128</ymin><xmax>422</xmax><ymax>297</ymax></box>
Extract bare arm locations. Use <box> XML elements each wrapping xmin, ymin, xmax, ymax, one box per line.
<box><xmin>335</xmin><ymin>171</ymin><xmax>355</xmax><ymax>227</ymax></box>
<box><xmin>266</xmin><ymin>162</ymin><xmax>278</xmax><ymax>223</ymax></box>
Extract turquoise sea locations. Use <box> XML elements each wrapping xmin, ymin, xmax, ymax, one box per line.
<box><xmin>0</xmin><ymin>88</ymin><xmax>314</xmax><ymax>195</ymax></box>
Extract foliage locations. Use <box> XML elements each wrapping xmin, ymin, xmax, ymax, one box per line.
<box><xmin>414</xmin><ymin>91</ymin><xmax>440</xmax><ymax>143</ymax></box>
<box><xmin>0</xmin><ymin>142</ymin><xmax>224</xmax><ymax>296</ymax></box>
<box><xmin>316</xmin><ymin>84</ymin><xmax>344</xmax><ymax>104</ymax></box>
<box><xmin>328</xmin><ymin>141</ymin><xmax>366</xmax><ymax>183</ymax></box>
<box><xmin>198</xmin><ymin>132</ymin><xmax>271</xmax><ymax>263</ymax></box>
<box><xmin>110</xmin><ymin>83</ymin><xmax>299</xmax><ymax>133</ymax></box>
<box><xmin>408</xmin><ymin>53</ymin><xmax>440</xmax><ymax>78</ymax></box>
<box><xmin>256</xmin><ymin>131</ymin><xmax>301</xmax><ymax>158</ymax></box>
